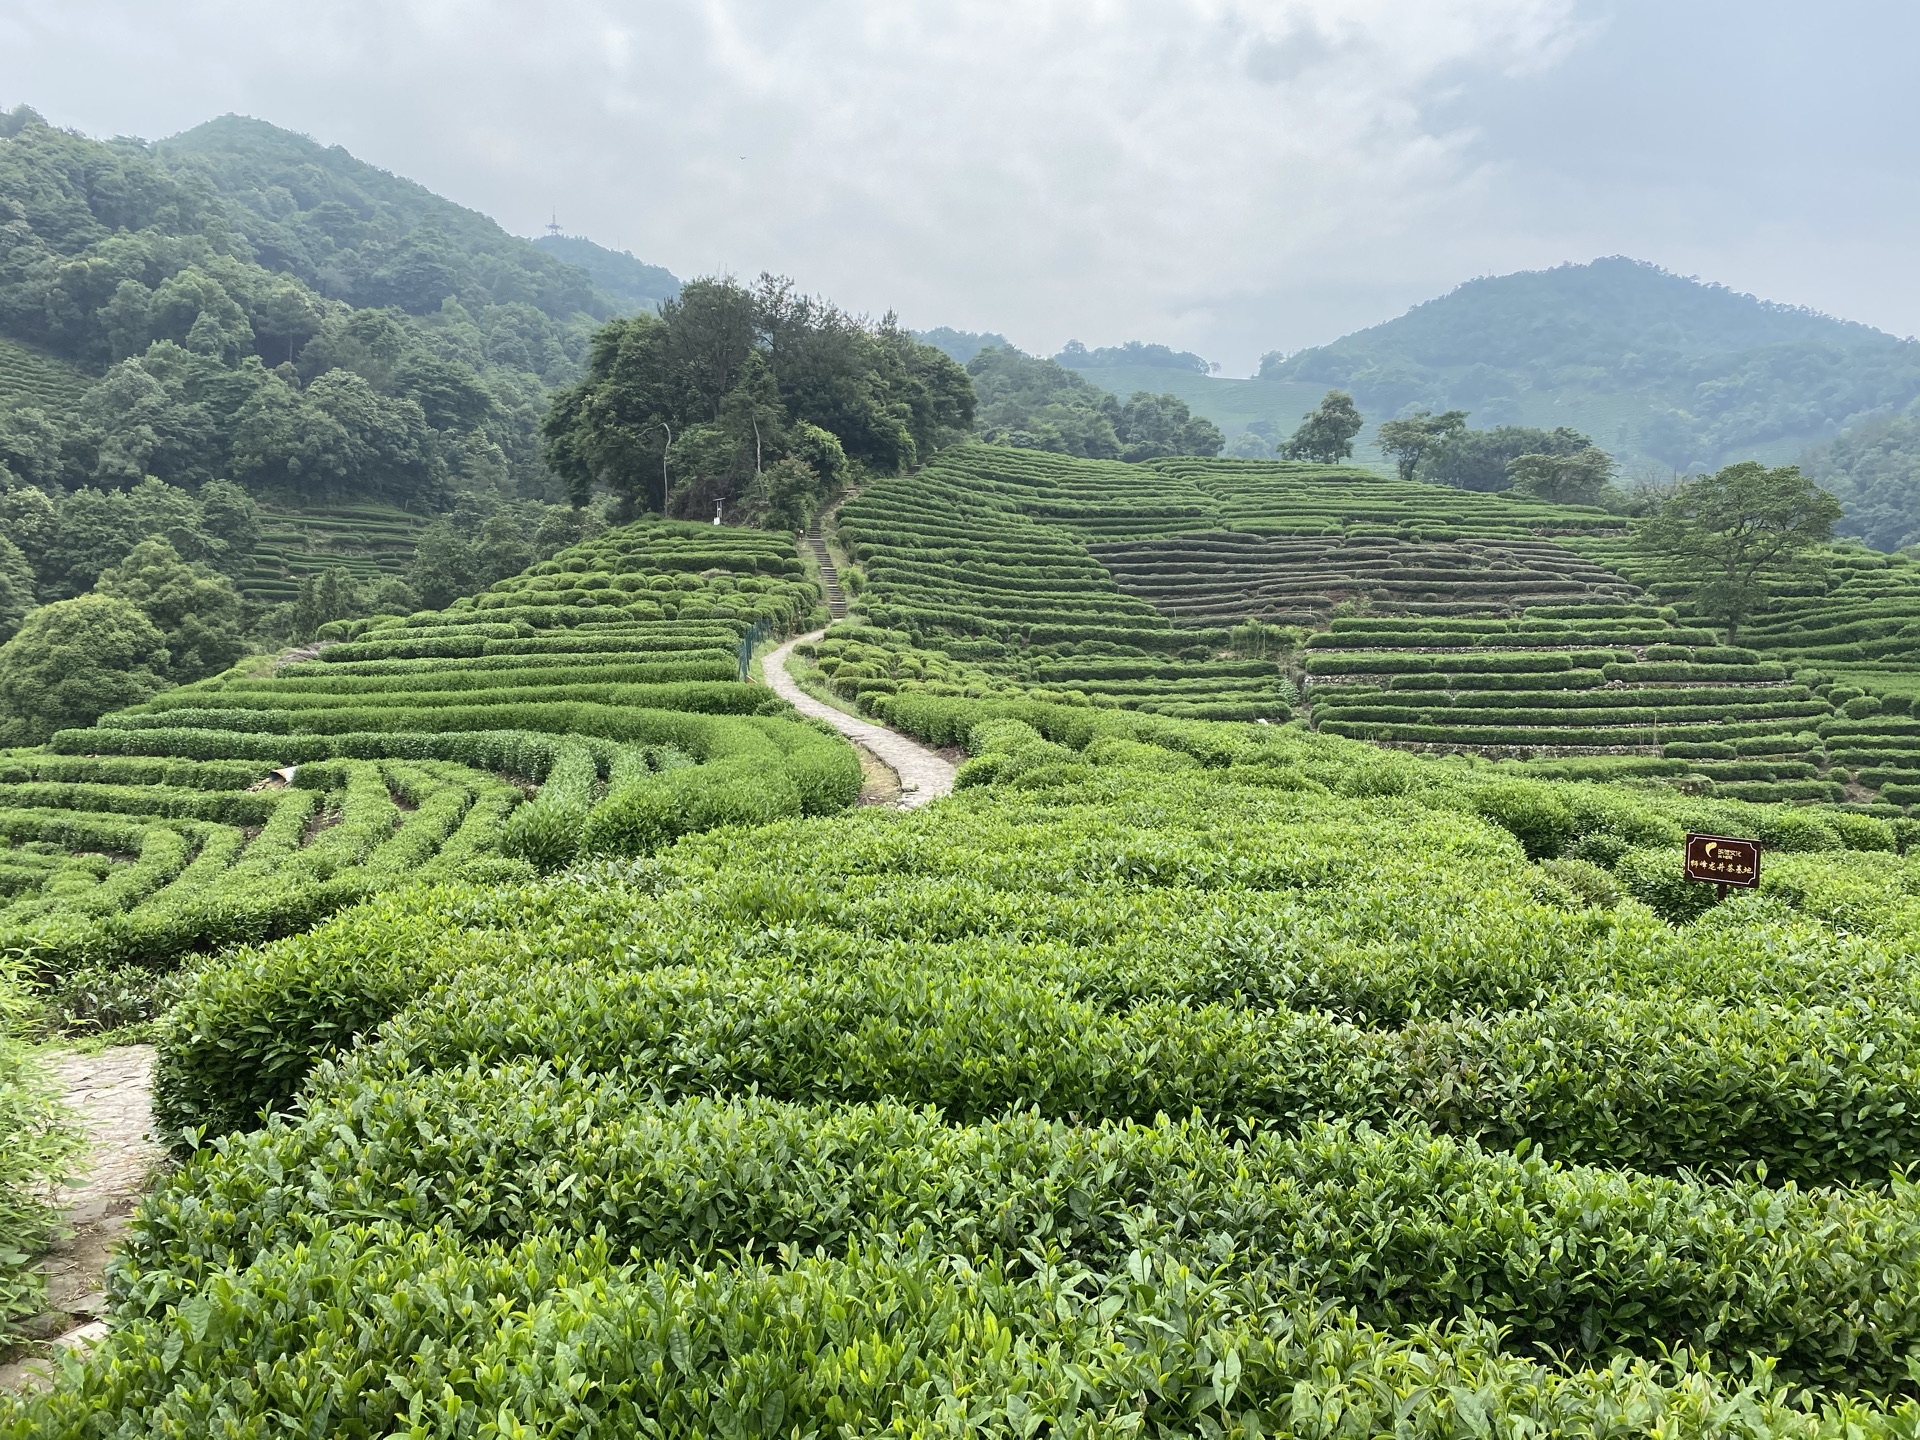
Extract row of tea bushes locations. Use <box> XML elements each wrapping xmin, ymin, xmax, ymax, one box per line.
<box><xmin>0</xmin><ymin>520</ymin><xmax>856</xmax><ymax>986</ymax></box>
<box><xmin>838</xmin><ymin>447</ymin><xmax>1299</xmax><ymax>717</ymax></box>
<box><xmin>21</xmin><ymin>718</ymin><xmax>1920</xmax><ymax>1429</ymax></box>
<box><xmin>125</xmin><ymin>1079</ymin><xmax>1920</xmax><ymax>1393</ymax></box>
<box><xmin>1573</xmin><ymin>534</ymin><xmax>1920</xmax><ymax>670</ymax></box>
<box><xmin>1300</xmin><ymin>609</ymin><xmax>1858</xmax><ymax>805</ymax></box>
<box><xmin>1149</xmin><ymin>456</ymin><xmax>1628</xmax><ymax>542</ymax></box>
<box><xmin>237</xmin><ymin>502</ymin><xmax>426</xmax><ymax>604</ymax></box>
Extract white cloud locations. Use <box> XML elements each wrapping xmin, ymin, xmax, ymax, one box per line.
<box><xmin>0</xmin><ymin>0</ymin><xmax>1612</xmax><ymax>368</ymax></box>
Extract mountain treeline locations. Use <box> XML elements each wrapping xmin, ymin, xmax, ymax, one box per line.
<box><xmin>1261</xmin><ymin>260</ymin><xmax>1920</xmax><ymax>476</ymax></box>
<box><xmin>0</xmin><ymin>107</ymin><xmax>639</xmax><ymax>511</ymax></box>
<box><xmin>967</xmin><ymin>346</ymin><xmax>1223</xmax><ymax>461</ymax></box>
<box><xmin>1802</xmin><ymin>402</ymin><xmax>1920</xmax><ymax>552</ymax></box>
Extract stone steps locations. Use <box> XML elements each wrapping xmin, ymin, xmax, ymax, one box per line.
<box><xmin>807</xmin><ymin>525</ymin><xmax>847</xmax><ymax>620</ymax></box>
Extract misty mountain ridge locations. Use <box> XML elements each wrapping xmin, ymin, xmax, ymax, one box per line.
<box><xmin>1262</xmin><ymin>257</ymin><xmax>1920</xmax><ymax>476</ymax></box>
<box><xmin>157</xmin><ymin>115</ymin><xmax>680</xmax><ymax>325</ymax></box>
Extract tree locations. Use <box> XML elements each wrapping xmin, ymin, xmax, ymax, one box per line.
<box><xmin>1505</xmin><ymin>446</ymin><xmax>1616</xmax><ymax>506</ymax></box>
<box><xmin>197</xmin><ymin>478</ymin><xmax>261</xmax><ymax>568</ymax></box>
<box><xmin>1633</xmin><ymin>461</ymin><xmax>1844</xmax><ymax>642</ymax></box>
<box><xmin>543</xmin><ymin>276</ymin><xmax>974</xmax><ymax>515</ymax></box>
<box><xmin>0</xmin><ymin>535</ymin><xmax>34</xmax><ymax>642</ymax></box>
<box><xmin>1377</xmin><ymin>410</ymin><xmax>1467</xmax><ymax>480</ymax></box>
<box><xmin>0</xmin><ymin>595</ymin><xmax>170</xmax><ymax>743</ymax></box>
<box><xmin>94</xmin><ymin>539</ymin><xmax>247</xmax><ymax>682</ymax></box>
<box><xmin>751</xmin><ymin>456</ymin><xmax>822</xmax><ymax>531</ymax></box>
<box><xmin>1280</xmin><ymin>391</ymin><xmax>1363</xmax><ymax>463</ymax></box>
<box><xmin>1423</xmin><ymin>424</ymin><xmax>1591</xmax><ymax>492</ymax></box>
<box><xmin>1115</xmin><ymin>391</ymin><xmax>1224</xmax><ymax>461</ymax></box>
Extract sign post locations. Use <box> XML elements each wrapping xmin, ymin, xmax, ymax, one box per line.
<box><xmin>1684</xmin><ymin>833</ymin><xmax>1760</xmax><ymax>896</ymax></box>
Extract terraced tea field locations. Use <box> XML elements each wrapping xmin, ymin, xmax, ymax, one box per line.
<box><xmin>0</xmin><ymin>335</ymin><xmax>91</xmax><ymax>414</ymax></box>
<box><xmin>237</xmin><ymin>502</ymin><xmax>429</xmax><ymax>603</ymax></box>
<box><xmin>1304</xmin><ymin>610</ymin><xmax>1843</xmax><ymax>799</ymax></box>
<box><xmin>15</xmin><ymin>704</ymin><xmax>1920</xmax><ymax>1433</ymax></box>
<box><xmin>14</xmin><ymin>437</ymin><xmax>1920</xmax><ymax>1433</ymax></box>
<box><xmin>0</xmin><ymin>519</ymin><xmax>856</xmax><ymax>975</ymax></box>
<box><xmin>833</xmin><ymin>446</ymin><xmax>1901</xmax><ymax>807</ymax></box>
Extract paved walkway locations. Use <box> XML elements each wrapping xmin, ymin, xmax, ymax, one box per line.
<box><xmin>763</xmin><ymin>631</ymin><xmax>956</xmax><ymax>809</ymax></box>
<box><xmin>0</xmin><ymin>1046</ymin><xmax>164</xmax><ymax>1394</ymax></box>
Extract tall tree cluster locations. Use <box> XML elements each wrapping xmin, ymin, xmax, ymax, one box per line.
<box><xmin>542</xmin><ymin>277</ymin><xmax>974</xmax><ymax>526</ymax></box>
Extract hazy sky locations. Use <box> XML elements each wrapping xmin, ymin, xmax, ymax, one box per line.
<box><xmin>3</xmin><ymin>0</ymin><xmax>1914</xmax><ymax>374</ymax></box>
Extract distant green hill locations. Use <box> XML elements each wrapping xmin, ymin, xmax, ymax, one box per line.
<box><xmin>532</xmin><ymin>233</ymin><xmax>680</xmax><ymax>314</ymax></box>
<box><xmin>156</xmin><ymin>116</ymin><xmax>624</xmax><ymax>328</ymax></box>
<box><xmin>913</xmin><ymin>328</ymin><xmax>1012</xmax><ymax>365</ymax></box>
<box><xmin>0</xmin><ymin>105</ymin><xmax>689</xmax><ymax>614</ymax></box>
<box><xmin>1260</xmin><ymin>257</ymin><xmax>1920</xmax><ymax>478</ymax></box>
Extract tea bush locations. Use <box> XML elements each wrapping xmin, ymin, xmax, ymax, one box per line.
<box><xmin>0</xmin><ymin>519</ymin><xmax>854</xmax><ymax>987</ymax></box>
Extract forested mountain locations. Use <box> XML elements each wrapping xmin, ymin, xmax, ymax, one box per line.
<box><xmin>0</xmin><ymin>105</ymin><xmax>701</xmax><ymax>632</ymax></box>
<box><xmin>0</xmin><ymin>106</ymin><xmax>653</xmax><ymax>509</ymax></box>
<box><xmin>1801</xmin><ymin>400</ymin><xmax>1920</xmax><ymax>551</ymax></box>
<box><xmin>532</xmin><ymin>233</ymin><xmax>680</xmax><ymax>314</ymax></box>
<box><xmin>1261</xmin><ymin>258</ymin><xmax>1920</xmax><ymax>477</ymax></box>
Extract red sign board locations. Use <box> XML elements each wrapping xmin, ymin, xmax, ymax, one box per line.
<box><xmin>1684</xmin><ymin>833</ymin><xmax>1760</xmax><ymax>888</ymax></box>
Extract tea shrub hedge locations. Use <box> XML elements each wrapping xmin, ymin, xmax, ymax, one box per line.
<box><xmin>0</xmin><ymin>519</ymin><xmax>855</xmax><ymax>983</ymax></box>
<box><xmin>15</xmin><ymin>663</ymin><xmax>1920</xmax><ymax>1430</ymax></box>
<box><xmin>830</xmin><ymin>447</ymin><xmax>1903</xmax><ymax>808</ymax></box>
<box><xmin>12</xmin><ymin>714</ymin><xmax>1919</xmax><ymax>1431</ymax></box>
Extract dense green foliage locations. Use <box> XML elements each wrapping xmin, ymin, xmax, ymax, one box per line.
<box><xmin>14</xmin><ymin>711</ymin><xmax>1920</xmax><ymax>1429</ymax></box>
<box><xmin>1803</xmin><ymin>399</ymin><xmax>1920</xmax><ymax>551</ymax></box>
<box><xmin>1422</xmin><ymin>422</ymin><xmax>1598</xmax><ymax>493</ymax></box>
<box><xmin>1261</xmin><ymin>257</ymin><xmax>1920</xmax><ymax>479</ymax></box>
<box><xmin>911</xmin><ymin>326</ymin><xmax>1012</xmax><ymax>365</ymax></box>
<box><xmin>543</xmin><ymin>276</ymin><xmax>971</xmax><ymax>521</ymax></box>
<box><xmin>530</xmin><ymin>233</ymin><xmax>680</xmax><ymax>314</ymax></box>
<box><xmin>0</xmin><ymin>961</ymin><xmax>79</xmax><ymax>1336</ymax></box>
<box><xmin>1055</xmin><ymin>338</ymin><xmax>1212</xmax><ymax>373</ymax></box>
<box><xmin>1279</xmin><ymin>389</ymin><xmax>1364</xmax><ymax>463</ymax></box>
<box><xmin>0</xmin><ymin>108</ymin><xmax>652</xmax><ymax>519</ymax></box>
<box><xmin>968</xmin><ymin>345</ymin><xmax>1224</xmax><ymax>459</ymax></box>
<box><xmin>1633</xmin><ymin>462</ymin><xmax>1844</xmax><ymax>642</ymax></box>
<box><xmin>0</xmin><ymin>518</ymin><xmax>852</xmax><ymax>991</ymax></box>
<box><xmin>0</xmin><ymin>595</ymin><xmax>170</xmax><ymax>743</ymax></box>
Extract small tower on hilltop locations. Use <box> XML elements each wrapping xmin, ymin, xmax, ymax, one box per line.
<box><xmin>545</xmin><ymin>212</ymin><xmax>563</xmax><ymax>239</ymax></box>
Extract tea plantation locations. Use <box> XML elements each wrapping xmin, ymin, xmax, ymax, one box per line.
<box><xmin>0</xmin><ymin>335</ymin><xmax>90</xmax><ymax>414</ymax></box>
<box><xmin>236</xmin><ymin>502</ymin><xmax>430</xmax><ymax>604</ymax></box>
<box><xmin>824</xmin><ymin>445</ymin><xmax>1920</xmax><ymax>811</ymax></box>
<box><xmin>0</xmin><ymin>517</ymin><xmax>858</xmax><ymax>988</ymax></box>
<box><xmin>14</xmin><ymin>443</ymin><xmax>1920</xmax><ymax>1433</ymax></box>
<box><xmin>12</xmin><ymin>700</ymin><xmax>1920</xmax><ymax>1433</ymax></box>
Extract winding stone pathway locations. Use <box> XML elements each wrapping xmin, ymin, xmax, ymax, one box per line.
<box><xmin>0</xmin><ymin>1046</ymin><xmax>163</xmax><ymax>1395</ymax></box>
<box><xmin>763</xmin><ymin>631</ymin><xmax>956</xmax><ymax>809</ymax></box>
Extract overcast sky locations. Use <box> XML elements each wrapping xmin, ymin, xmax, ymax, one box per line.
<box><xmin>3</xmin><ymin>0</ymin><xmax>1915</xmax><ymax>374</ymax></box>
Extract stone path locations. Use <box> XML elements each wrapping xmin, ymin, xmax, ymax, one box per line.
<box><xmin>805</xmin><ymin>524</ymin><xmax>848</xmax><ymax>620</ymax></box>
<box><xmin>763</xmin><ymin>631</ymin><xmax>956</xmax><ymax>809</ymax></box>
<box><xmin>0</xmin><ymin>1046</ymin><xmax>164</xmax><ymax>1395</ymax></box>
